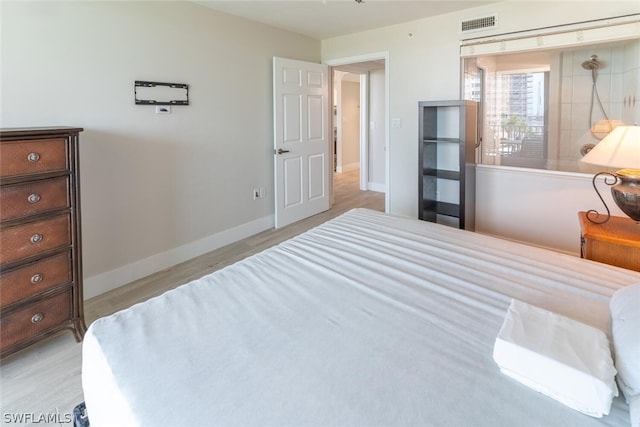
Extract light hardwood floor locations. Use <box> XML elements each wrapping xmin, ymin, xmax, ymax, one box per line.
<box><xmin>0</xmin><ymin>170</ymin><xmax>384</xmax><ymax>425</ymax></box>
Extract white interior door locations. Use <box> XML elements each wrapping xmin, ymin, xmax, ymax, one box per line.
<box><xmin>273</xmin><ymin>57</ymin><xmax>330</xmax><ymax>228</ymax></box>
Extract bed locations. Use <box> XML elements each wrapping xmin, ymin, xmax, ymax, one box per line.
<box><xmin>82</xmin><ymin>208</ymin><xmax>640</xmax><ymax>426</ymax></box>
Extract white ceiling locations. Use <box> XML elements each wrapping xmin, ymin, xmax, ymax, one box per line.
<box><xmin>195</xmin><ymin>1</ymin><xmax>498</xmax><ymax>40</ymax></box>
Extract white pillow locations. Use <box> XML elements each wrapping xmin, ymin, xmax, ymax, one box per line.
<box><xmin>631</xmin><ymin>394</ymin><xmax>640</xmax><ymax>427</ymax></box>
<box><xmin>610</xmin><ymin>283</ymin><xmax>640</xmax><ymax>401</ymax></box>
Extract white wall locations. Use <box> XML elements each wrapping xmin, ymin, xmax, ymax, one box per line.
<box><xmin>340</xmin><ymin>80</ymin><xmax>361</xmax><ymax>172</ymax></box>
<box><xmin>1</xmin><ymin>1</ymin><xmax>320</xmax><ymax>298</ymax></box>
<box><xmin>322</xmin><ymin>1</ymin><xmax>639</xmax><ymax>253</ymax></box>
<box><xmin>368</xmin><ymin>68</ymin><xmax>386</xmax><ymax>190</ymax></box>
<box><xmin>476</xmin><ymin>165</ymin><xmax>626</xmax><ymax>254</ymax></box>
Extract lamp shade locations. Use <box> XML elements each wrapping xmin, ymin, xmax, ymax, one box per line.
<box><xmin>581</xmin><ymin>125</ymin><xmax>640</xmax><ymax>169</ymax></box>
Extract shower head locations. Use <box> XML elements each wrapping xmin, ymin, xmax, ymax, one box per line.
<box><xmin>582</xmin><ymin>54</ymin><xmax>601</xmax><ymax>70</ymax></box>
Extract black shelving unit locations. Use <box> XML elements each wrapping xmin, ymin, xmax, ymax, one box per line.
<box><xmin>418</xmin><ymin>100</ymin><xmax>478</xmax><ymax>230</ymax></box>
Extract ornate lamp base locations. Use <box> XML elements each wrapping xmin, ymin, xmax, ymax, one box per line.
<box><xmin>587</xmin><ymin>169</ymin><xmax>640</xmax><ymax>224</ymax></box>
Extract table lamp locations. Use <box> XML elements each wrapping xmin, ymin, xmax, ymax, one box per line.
<box><xmin>580</xmin><ymin>125</ymin><xmax>640</xmax><ymax>224</ymax></box>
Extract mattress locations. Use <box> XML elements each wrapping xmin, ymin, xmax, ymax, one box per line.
<box><xmin>82</xmin><ymin>208</ymin><xmax>640</xmax><ymax>427</ymax></box>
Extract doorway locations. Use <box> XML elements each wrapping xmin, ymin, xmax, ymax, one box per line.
<box><xmin>327</xmin><ymin>53</ymin><xmax>388</xmax><ymax>212</ymax></box>
<box><xmin>333</xmin><ymin>71</ymin><xmax>361</xmax><ymax>175</ymax></box>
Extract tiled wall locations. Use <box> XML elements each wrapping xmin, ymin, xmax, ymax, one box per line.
<box><xmin>559</xmin><ymin>40</ymin><xmax>639</xmax><ymax>164</ymax></box>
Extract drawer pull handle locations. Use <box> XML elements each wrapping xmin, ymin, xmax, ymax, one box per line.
<box><xmin>31</xmin><ymin>273</ymin><xmax>44</xmax><ymax>284</ymax></box>
<box><xmin>27</xmin><ymin>152</ymin><xmax>41</xmax><ymax>163</ymax></box>
<box><xmin>28</xmin><ymin>193</ymin><xmax>41</xmax><ymax>204</ymax></box>
<box><xmin>30</xmin><ymin>233</ymin><xmax>43</xmax><ymax>244</ymax></box>
<box><xmin>31</xmin><ymin>313</ymin><xmax>44</xmax><ymax>323</ymax></box>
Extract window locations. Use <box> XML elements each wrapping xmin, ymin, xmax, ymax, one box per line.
<box><xmin>481</xmin><ymin>70</ymin><xmax>548</xmax><ymax>168</ymax></box>
<box><xmin>461</xmin><ymin>15</ymin><xmax>640</xmax><ymax>173</ymax></box>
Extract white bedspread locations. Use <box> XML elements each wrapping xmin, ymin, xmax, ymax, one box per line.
<box><xmin>82</xmin><ymin>209</ymin><xmax>640</xmax><ymax>427</ymax></box>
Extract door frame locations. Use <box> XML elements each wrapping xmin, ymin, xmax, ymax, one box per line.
<box><xmin>325</xmin><ymin>51</ymin><xmax>389</xmax><ymax>213</ymax></box>
<box><xmin>359</xmin><ymin>72</ymin><xmax>369</xmax><ymax>191</ymax></box>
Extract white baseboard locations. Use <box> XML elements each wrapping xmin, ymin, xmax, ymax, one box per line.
<box><xmin>336</xmin><ymin>162</ymin><xmax>360</xmax><ymax>173</ymax></box>
<box><xmin>83</xmin><ymin>214</ymin><xmax>275</xmax><ymax>299</ymax></box>
<box><xmin>367</xmin><ymin>182</ymin><xmax>386</xmax><ymax>193</ymax></box>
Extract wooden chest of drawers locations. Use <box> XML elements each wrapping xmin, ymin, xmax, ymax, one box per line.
<box><xmin>578</xmin><ymin>211</ymin><xmax>640</xmax><ymax>272</ymax></box>
<box><xmin>0</xmin><ymin>127</ymin><xmax>85</xmax><ymax>358</ymax></box>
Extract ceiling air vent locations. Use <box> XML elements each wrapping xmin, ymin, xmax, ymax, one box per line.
<box><xmin>460</xmin><ymin>14</ymin><xmax>497</xmax><ymax>34</ymax></box>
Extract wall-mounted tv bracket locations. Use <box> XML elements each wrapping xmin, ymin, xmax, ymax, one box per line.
<box><xmin>134</xmin><ymin>80</ymin><xmax>189</xmax><ymax>105</ymax></box>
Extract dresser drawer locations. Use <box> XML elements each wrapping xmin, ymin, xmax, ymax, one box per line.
<box><xmin>0</xmin><ymin>289</ymin><xmax>72</xmax><ymax>351</ymax></box>
<box><xmin>0</xmin><ymin>214</ymin><xmax>71</xmax><ymax>266</ymax></box>
<box><xmin>0</xmin><ymin>138</ymin><xmax>68</xmax><ymax>178</ymax></box>
<box><xmin>0</xmin><ymin>252</ymin><xmax>72</xmax><ymax>307</ymax></box>
<box><xmin>1</xmin><ymin>177</ymin><xmax>70</xmax><ymax>221</ymax></box>
<box><xmin>0</xmin><ymin>127</ymin><xmax>84</xmax><ymax>358</ymax></box>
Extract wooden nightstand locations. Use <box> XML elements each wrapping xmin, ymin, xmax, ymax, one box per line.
<box><xmin>578</xmin><ymin>211</ymin><xmax>640</xmax><ymax>272</ymax></box>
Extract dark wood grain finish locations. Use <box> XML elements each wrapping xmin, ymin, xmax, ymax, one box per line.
<box><xmin>418</xmin><ymin>101</ymin><xmax>477</xmax><ymax>230</ymax></box>
<box><xmin>0</xmin><ymin>251</ymin><xmax>72</xmax><ymax>306</ymax></box>
<box><xmin>0</xmin><ymin>138</ymin><xmax>68</xmax><ymax>178</ymax></box>
<box><xmin>0</xmin><ymin>214</ymin><xmax>71</xmax><ymax>266</ymax></box>
<box><xmin>1</xmin><ymin>127</ymin><xmax>84</xmax><ymax>358</ymax></box>
<box><xmin>0</xmin><ymin>289</ymin><xmax>72</xmax><ymax>350</ymax></box>
<box><xmin>0</xmin><ymin>127</ymin><xmax>84</xmax><ymax>139</ymax></box>
<box><xmin>0</xmin><ymin>177</ymin><xmax>70</xmax><ymax>221</ymax></box>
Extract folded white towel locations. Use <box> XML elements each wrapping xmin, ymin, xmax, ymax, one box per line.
<box><xmin>493</xmin><ymin>299</ymin><xmax>618</xmax><ymax>418</ymax></box>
